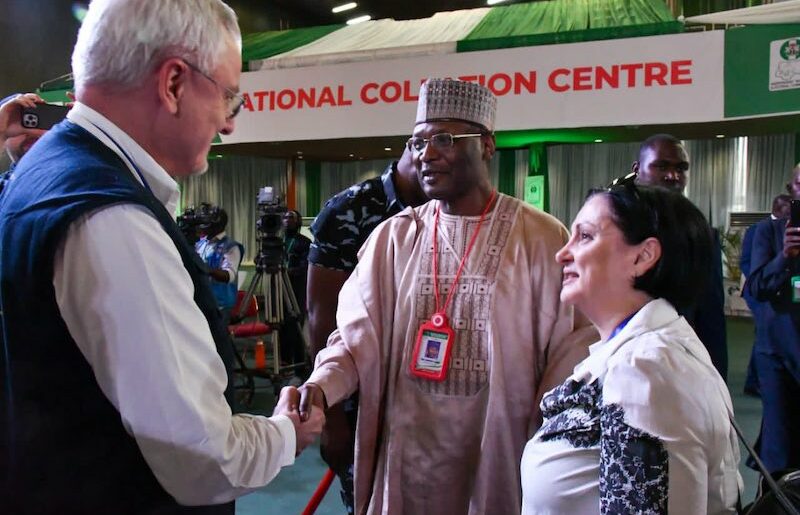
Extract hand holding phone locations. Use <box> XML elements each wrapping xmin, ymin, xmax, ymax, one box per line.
<box><xmin>0</xmin><ymin>93</ymin><xmax>44</xmax><ymax>138</ymax></box>
<box><xmin>790</xmin><ymin>199</ymin><xmax>800</xmax><ymax>228</ymax></box>
<box><xmin>20</xmin><ymin>103</ymin><xmax>70</xmax><ymax>131</ymax></box>
<box><xmin>784</xmin><ymin>199</ymin><xmax>800</xmax><ymax>258</ymax></box>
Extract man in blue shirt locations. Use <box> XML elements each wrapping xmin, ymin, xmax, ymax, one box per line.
<box><xmin>745</xmin><ymin>165</ymin><xmax>800</xmax><ymax>473</ymax></box>
<box><xmin>740</xmin><ymin>194</ymin><xmax>790</xmax><ymax>397</ymax></box>
<box><xmin>194</xmin><ymin>205</ymin><xmax>244</xmax><ymax>326</ymax></box>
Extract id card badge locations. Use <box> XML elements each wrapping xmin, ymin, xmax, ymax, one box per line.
<box><xmin>792</xmin><ymin>275</ymin><xmax>800</xmax><ymax>303</ymax></box>
<box><xmin>410</xmin><ymin>313</ymin><xmax>455</xmax><ymax>382</ymax></box>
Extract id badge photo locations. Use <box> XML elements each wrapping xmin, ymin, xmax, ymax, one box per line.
<box><xmin>410</xmin><ymin>313</ymin><xmax>455</xmax><ymax>382</ymax></box>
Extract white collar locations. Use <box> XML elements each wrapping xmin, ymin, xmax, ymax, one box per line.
<box><xmin>67</xmin><ymin>102</ymin><xmax>180</xmax><ymax>215</ymax></box>
<box><xmin>574</xmin><ymin>298</ymin><xmax>680</xmax><ymax>382</ymax></box>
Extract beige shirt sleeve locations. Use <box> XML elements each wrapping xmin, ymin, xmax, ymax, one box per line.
<box><xmin>306</xmin><ymin>214</ymin><xmax>404</xmax><ymax>408</ymax></box>
<box><xmin>307</xmin><ymin>254</ymin><xmax>380</xmax><ymax>407</ymax></box>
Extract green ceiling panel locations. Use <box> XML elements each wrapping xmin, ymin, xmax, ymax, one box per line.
<box><xmin>464</xmin><ymin>0</ymin><xmax>674</xmax><ymax>40</ymax></box>
<box><xmin>242</xmin><ymin>24</ymin><xmax>345</xmax><ymax>64</ymax></box>
<box><xmin>459</xmin><ymin>0</ymin><xmax>679</xmax><ymax>52</ymax></box>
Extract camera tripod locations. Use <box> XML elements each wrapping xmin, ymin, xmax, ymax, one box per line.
<box><xmin>232</xmin><ymin>253</ymin><xmax>308</xmax><ymax>400</ymax></box>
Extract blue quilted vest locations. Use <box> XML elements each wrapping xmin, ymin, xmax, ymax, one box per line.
<box><xmin>0</xmin><ymin>121</ymin><xmax>235</xmax><ymax>514</ymax></box>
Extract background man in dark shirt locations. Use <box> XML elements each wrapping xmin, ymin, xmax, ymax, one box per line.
<box><xmin>745</xmin><ymin>165</ymin><xmax>800</xmax><ymax>473</ymax></box>
<box><xmin>633</xmin><ymin>133</ymin><xmax>728</xmax><ymax>380</ymax></box>
<box><xmin>740</xmin><ymin>194</ymin><xmax>791</xmax><ymax>397</ymax></box>
<box><xmin>306</xmin><ymin>147</ymin><xmax>426</xmax><ymax>513</ymax></box>
<box><xmin>280</xmin><ymin>209</ymin><xmax>311</xmax><ymax>376</ymax></box>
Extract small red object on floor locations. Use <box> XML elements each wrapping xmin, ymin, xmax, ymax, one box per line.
<box><xmin>254</xmin><ymin>339</ymin><xmax>266</xmax><ymax>369</ymax></box>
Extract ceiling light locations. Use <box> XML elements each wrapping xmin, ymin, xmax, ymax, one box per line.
<box><xmin>346</xmin><ymin>15</ymin><xmax>371</xmax><ymax>25</ymax></box>
<box><xmin>715</xmin><ymin>134</ymin><xmax>725</xmax><ymax>138</ymax></box>
<box><xmin>487</xmin><ymin>0</ymin><xmax>508</xmax><ymax>5</ymax></box>
<box><xmin>297</xmin><ymin>150</ymin><xmax>303</xmax><ymax>155</ymax></box>
<box><xmin>384</xmin><ymin>147</ymin><xmax>392</xmax><ymax>151</ymax></box>
<box><xmin>349</xmin><ymin>153</ymin><xmax>355</xmax><ymax>158</ymax></box>
<box><xmin>594</xmin><ymin>139</ymin><xmax>603</xmax><ymax>143</ymax></box>
<box><xmin>332</xmin><ymin>2</ymin><xmax>357</xmax><ymax>13</ymax></box>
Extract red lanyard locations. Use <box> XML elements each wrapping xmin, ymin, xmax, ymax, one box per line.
<box><xmin>432</xmin><ymin>190</ymin><xmax>497</xmax><ymax>317</ymax></box>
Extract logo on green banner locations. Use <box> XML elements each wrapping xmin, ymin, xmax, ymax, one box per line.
<box><xmin>780</xmin><ymin>39</ymin><xmax>800</xmax><ymax>60</ymax></box>
<box><xmin>524</xmin><ymin>176</ymin><xmax>544</xmax><ymax>211</ymax></box>
<box><xmin>770</xmin><ymin>37</ymin><xmax>800</xmax><ymax>92</ymax></box>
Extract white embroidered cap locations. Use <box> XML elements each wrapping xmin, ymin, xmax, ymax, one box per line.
<box><xmin>415</xmin><ymin>78</ymin><xmax>497</xmax><ymax>132</ymax></box>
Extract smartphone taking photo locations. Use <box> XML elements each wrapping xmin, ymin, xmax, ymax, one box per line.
<box><xmin>790</xmin><ymin>199</ymin><xmax>800</xmax><ymax>228</ymax></box>
<box><xmin>21</xmin><ymin>103</ymin><xmax>70</xmax><ymax>131</ymax></box>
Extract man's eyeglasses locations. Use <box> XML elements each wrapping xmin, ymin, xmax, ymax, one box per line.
<box><xmin>406</xmin><ymin>132</ymin><xmax>484</xmax><ymax>153</ymax></box>
<box><xmin>182</xmin><ymin>60</ymin><xmax>245</xmax><ymax>119</ymax></box>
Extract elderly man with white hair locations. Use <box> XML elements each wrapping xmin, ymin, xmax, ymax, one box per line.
<box><xmin>0</xmin><ymin>0</ymin><xmax>323</xmax><ymax>512</ymax></box>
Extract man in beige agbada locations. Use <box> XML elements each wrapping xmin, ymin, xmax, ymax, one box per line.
<box><xmin>300</xmin><ymin>78</ymin><xmax>589</xmax><ymax>514</ymax></box>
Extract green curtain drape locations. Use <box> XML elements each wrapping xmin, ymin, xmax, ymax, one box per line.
<box><xmin>304</xmin><ymin>160</ymin><xmax>322</xmax><ymax>217</ymax></box>
<box><xmin>679</xmin><ymin>0</ymin><xmax>764</xmax><ymax>18</ymax></box>
<box><xmin>795</xmin><ymin>134</ymin><xmax>800</xmax><ymax>168</ymax></box>
<box><xmin>498</xmin><ymin>149</ymin><xmax>516</xmax><ymax>197</ymax></box>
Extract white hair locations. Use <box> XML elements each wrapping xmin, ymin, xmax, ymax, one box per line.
<box><xmin>72</xmin><ymin>0</ymin><xmax>241</xmax><ymax>90</ymax></box>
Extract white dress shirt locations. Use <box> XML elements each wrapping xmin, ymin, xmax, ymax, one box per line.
<box><xmin>521</xmin><ymin>298</ymin><xmax>741</xmax><ymax>515</ymax></box>
<box><xmin>51</xmin><ymin>103</ymin><xmax>295</xmax><ymax>505</ymax></box>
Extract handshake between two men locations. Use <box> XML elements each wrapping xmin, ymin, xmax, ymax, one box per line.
<box><xmin>274</xmin><ymin>385</ymin><xmax>326</xmax><ymax>455</ymax></box>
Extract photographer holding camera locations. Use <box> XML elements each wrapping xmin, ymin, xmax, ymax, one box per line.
<box><xmin>194</xmin><ymin>204</ymin><xmax>243</xmax><ymax>327</ymax></box>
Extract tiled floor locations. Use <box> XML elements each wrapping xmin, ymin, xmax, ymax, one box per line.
<box><xmin>237</xmin><ymin>316</ymin><xmax>764</xmax><ymax>514</ymax></box>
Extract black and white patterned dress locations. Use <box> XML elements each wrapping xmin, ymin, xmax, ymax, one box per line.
<box><xmin>520</xmin><ymin>299</ymin><xmax>741</xmax><ymax>514</ymax></box>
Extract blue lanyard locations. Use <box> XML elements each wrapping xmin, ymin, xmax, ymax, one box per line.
<box><xmin>608</xmin><ymin>312</ymin><xmax>637</xmax><ymax>341</ymax></box>
<box><xmin>87</xmin><ymin>121</ymin><xmax>153</xmax><ymax>194</ymax></box>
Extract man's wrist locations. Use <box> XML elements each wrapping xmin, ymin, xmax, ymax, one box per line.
<box><xmin>305</xmin><ymin>381</ymin><xmax>328</xmax><ymax>409</ymax></box>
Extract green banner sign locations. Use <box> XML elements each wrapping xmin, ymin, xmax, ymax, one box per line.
<box><xmin>725</xmin><ymin>24</ymin><xmax>800</xmax><ymax>118</ymax></box>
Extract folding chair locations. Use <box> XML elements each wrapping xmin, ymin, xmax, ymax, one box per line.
<box><xmin>228</xmin><ymin>291</ymin><xmax>273</xmax><ymax>406</ymax></box>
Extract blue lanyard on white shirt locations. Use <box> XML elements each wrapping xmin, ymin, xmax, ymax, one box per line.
<box><xmin>87</xmin><ymin>121</ymin><xmax>153</xmax><ymax>194</ymax></box>
<box><xmin>608</xmin><ymin>312</ymin><xmax>637</xmax><ymax>341</ymax></box>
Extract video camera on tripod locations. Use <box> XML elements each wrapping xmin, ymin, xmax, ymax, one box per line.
<box><xmin>254</xmin><ymin>187</ymin><xmax>288</xmax><ymax>273</ymax></box>
<box><xmin>177</xmin><ymin>202</ymin><xmax>223</xmax><ymax>245</ymax></box>
<box><xmin>234</xmin><ymin>186</ymin><xmax>307</xmax><ymax>380</ymax></box>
